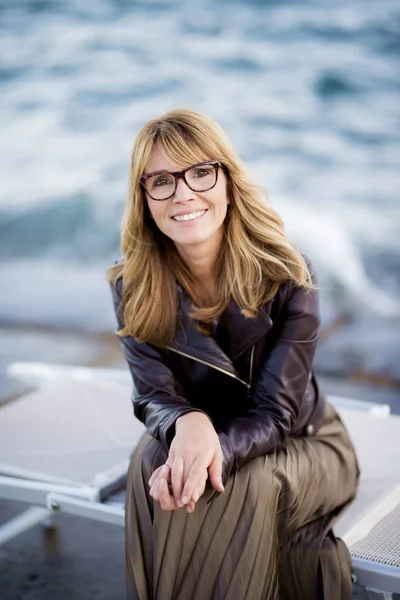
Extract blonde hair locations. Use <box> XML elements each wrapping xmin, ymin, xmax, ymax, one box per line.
<box><xmin>108</xmin><ymin>108</ymin><xmax>314</xmax><ymax>346</ymax></box>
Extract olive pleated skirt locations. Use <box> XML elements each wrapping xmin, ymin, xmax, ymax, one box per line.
<box><xmin>125</xmin><ymin>401</ymin><xmax>359</xmax><ymax>600</ymax></box>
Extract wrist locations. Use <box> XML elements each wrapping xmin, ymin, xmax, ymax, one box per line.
<box><xmin>176</xmin><ymin>411</ymin><xmax>212</xmax><ymax>431</ymax></box>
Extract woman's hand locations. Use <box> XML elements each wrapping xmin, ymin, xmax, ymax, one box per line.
<box><xmin>167</xmin><ymin>412</ymin><xmax>224</xmax><ymax>509</ymax></box>
<box><xmin>148</xmin><ymin>412</ymin><xmax>225</xmax><ymax>512</ymax></box>
<box><xmin>148</xmin><ymin>464</ymin><xmax>196</xmax><ymax>513</ymax></box>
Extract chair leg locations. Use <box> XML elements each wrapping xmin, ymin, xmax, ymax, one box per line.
<box><xmin>365</xmin><ymin>588</ymin><xmax>393</xmax><ymax>600</ymax></box>
<box><xmin>0</xmin><ymin>506</ymin><xmax>52</xmax><ymax>546</ymax></box>
<box><xmin>42</xmin><ymin>517</ymin><xmax>61</xmax><ymax>557</ymax></box>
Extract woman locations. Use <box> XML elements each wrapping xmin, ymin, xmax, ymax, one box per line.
<box><xmin>108</xmin><ymin>108</ymin><xmax>359</xmax><ymax>600</ymax></box>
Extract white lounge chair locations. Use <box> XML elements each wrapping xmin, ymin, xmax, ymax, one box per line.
<box><xmin>1</xmin><ymin>362</ymin><xmax>399</xmax><ymax>599</ymax></box>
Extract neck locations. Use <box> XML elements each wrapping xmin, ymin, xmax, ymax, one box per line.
<box><xmin>174</xmin><ymin>233</ymin><xmax>223</xmax><ymax>305</ymax></box>
<box><xmin>175</xmin><ymin>233</ymin><xmax>222</xmax><ymax>280</ymax></box>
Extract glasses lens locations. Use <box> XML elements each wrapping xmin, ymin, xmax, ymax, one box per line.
<box><xmin>186</xmin><ymin>163</ymin><xmax>217</xmax><ymax>192</ymax></box>
<box><xmin>144</xmin><ymin>172</ymin><xmax>175</xmax><ymax>200</ymax></box>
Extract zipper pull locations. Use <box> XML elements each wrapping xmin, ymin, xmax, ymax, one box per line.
<box><xmin>246</xmin><ymin>384</ymin><xmax>252</xmax><ymax>401</ymax></box>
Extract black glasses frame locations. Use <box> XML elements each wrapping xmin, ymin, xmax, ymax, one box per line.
<box><xmin>140</xmin><ymin>160</ymin><xmax>223</xmax><ymax>201</ymax></box>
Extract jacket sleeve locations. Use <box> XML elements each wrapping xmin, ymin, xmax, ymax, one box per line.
<box><xmin>218</xmin><ymin>261</ymin><xmax>321</xmax><ymax>481</ymax></box>
<box><xmin>110</xmin><ymin>277</ymin><xmax>210</xmax><ymax>448</ymax></box>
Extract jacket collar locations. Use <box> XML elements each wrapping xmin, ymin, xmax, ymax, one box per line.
<box><xmin>169</xmin><ymin>287</ymin><xmax>273</xmax><ymax>377</ymax></box>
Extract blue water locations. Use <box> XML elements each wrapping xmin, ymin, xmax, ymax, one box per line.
<box><xmin>0</xmin><ymin>0</ymin><xmax>399</xmax><ymax>335</ymax></box>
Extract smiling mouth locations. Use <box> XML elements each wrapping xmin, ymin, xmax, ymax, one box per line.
<box><xmin>172</xmin><ymin>209</ymin><xmax>208</xmax><ymax>222</ymax></box>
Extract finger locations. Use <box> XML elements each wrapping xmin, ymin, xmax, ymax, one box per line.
<box><xmin>170</xmin><ymin>455</ymin><xmax>185</xmax><ymax>507</ymax></box>
<box><xmin>158</xmin><ymin>477</ymin><xmax>178</xmax><ymax>511</ymax></box>
<box><xmin>165</xmin><ymin>448</ymin><xmax>175</xmax><ymax>469</ymax></box>
<box><xmin>148</xmin><ymin>465</ymin><xmax>165</xmax><ymax>488</ymax></box>
<box><xmin>181</xmin><ymin>465</ymin><xmax>208</xmax><ymax>505</ymax></box>
<box><xmin>148</xmin><ymin>465</ymin><xmax>169</xmax><ymax>496</ymax></box>
<box><xmin>149</xmin><ymin>476</ymin><xmax>162</xmax><ymax>502</ymax></box>
<box><xmin>187</xmin><ymin>475</ymin><xmax>207</xmax><ymax>504</ymax></box>
<box><xmin>208</xmin><ymin>452</ymin><xmax>225</xmax><ymax>493</ymax></box>
<box><xmin>185</xmin><ymin>500</ymin><xmax>196</xmax><ymax>514</ymax></box>
<box><xmin>149</xmin><ymin>478</ymin><xmax>164</xmax><ymax>501</ymax></box>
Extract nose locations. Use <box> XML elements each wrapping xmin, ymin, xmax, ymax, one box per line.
<box><xmin>172</xmin><ymin>177</ymin><xmax>195</xmax><ymax>203</ymax></box>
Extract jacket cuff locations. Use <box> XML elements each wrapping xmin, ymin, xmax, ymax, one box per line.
<box><xmin>218</xmin><ymin>432</ymin><xmax>235</xmax><ymax>485</ymax></box>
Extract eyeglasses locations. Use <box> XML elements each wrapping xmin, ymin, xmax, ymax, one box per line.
<box><xmin>140</xmin><ymin>160</ymin><xmax>223</xmax><ymax>201</ymax></box>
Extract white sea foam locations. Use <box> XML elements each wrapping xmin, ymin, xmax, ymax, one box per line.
<box><xmin>274</xmin><ymin>198</ymin><xmax>400</xmax><ymax>318</ymax></box>
<box><xmin>0</xmin><ymin>261</ymin><xmax>116</xmax><ymax>332</ymax></box>
<box><xmin>0</xmin><ymin>0</ymin><xmax>399</xmax><ymax>328</ymax></box>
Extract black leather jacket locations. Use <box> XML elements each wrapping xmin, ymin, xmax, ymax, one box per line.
<box><xmin>111</xmin><ymin>257</ymin><xmax>326</xmax><ymax>482</ymax></box>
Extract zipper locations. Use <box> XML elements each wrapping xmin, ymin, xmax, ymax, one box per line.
<box><xmin>165</xmin><ymin>345</ymin><xmax>249</xmax><ymax>387</ymax></box>
<box><xmin>247</xmin><ymin>344</ymin><xmax>255</xmax><ymax>400</ymax></box>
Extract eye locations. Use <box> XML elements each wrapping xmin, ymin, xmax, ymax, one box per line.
<box><xmin>154</xmin><ymin>178</ymin><xmax>169</xmax><ymax>187</ymax></box>
<box><xmin>151</xmin><ymin>174</ymin><xmax>174</xmax><ymax>188</ymax></box>
<box><xmin>193</xmin><ymin>166</ymin><xmax>212</xmax><ymax>178</ymax></box>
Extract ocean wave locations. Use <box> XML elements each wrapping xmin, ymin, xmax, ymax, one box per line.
<box><xmin>0</xmin><ymin>0</ymin><xmax>399</xmax><ymax>328</ymax></box>
<box><xmin>0</xmin><ymin>196</ymin><xmax>121</xmax><ymax>260</ymax></box>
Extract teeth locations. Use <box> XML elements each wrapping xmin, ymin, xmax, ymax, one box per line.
<box><xmin>173</xmin><ymin>210</ymin><xmax>206</xmax><ymax>222</ymax></box>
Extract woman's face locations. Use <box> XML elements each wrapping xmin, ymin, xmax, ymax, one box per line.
<box><xmin>143</xmin><ymin>144</ymin><xmax>229</xmax><ymax>255</ymax></box>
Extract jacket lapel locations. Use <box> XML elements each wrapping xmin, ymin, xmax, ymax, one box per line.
<box><xmin>217</xmin><ymin>300</ymin><xmax>273</xmax><ymax>360</ymax></box>
<box><xmin>171</xmin><ymin>288</ymin><xmax>238</xmax><ymax>377</ymax></box>
<box><xmin>170</xmin><ymin>288</ymin><xmax>273</xmax><ymax>376</ymax></box>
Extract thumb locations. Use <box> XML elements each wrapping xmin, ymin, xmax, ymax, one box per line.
<box><xmin>208</xmin><ymin>452</ymin><xmax>225</xmax><ymax>493</ymax></box>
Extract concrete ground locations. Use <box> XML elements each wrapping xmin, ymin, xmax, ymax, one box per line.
<box><xmin>0</xmin><ymin>499</ymin><xmax>126</xmax><ymax>600</ymax></box>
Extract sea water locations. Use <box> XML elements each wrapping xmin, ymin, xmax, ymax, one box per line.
<box><xmin>0</xmin><ymin>0</ymin><xmax>399</xmax><ymax>396</ymax></box>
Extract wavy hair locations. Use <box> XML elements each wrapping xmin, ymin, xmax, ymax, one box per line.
<box><xmin>108</xmin><ymin>108</ymin><xmax>314</xmax><ymax>346</ymax></box>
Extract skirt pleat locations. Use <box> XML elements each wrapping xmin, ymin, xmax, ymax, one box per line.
<box><xmin>125</xmin><ymin>401</ymin><xmax>359</xmax><ymax>600</ymax></box>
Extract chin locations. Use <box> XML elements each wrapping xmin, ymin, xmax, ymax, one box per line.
<box><xmin>174</xmin><ymin>233</ymin><xmax>210</xmax><ymax>246</ymax></box>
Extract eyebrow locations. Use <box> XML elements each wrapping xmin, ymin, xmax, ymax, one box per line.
<box><xmin>143</xmin><ymin>167</ymin><xmax>176</xmax><ymax>177</ymax></box>
<box><xmin>142</xmin><ymin>160</ymin><xmax>215</xmax><ymax>179</ymax></box>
